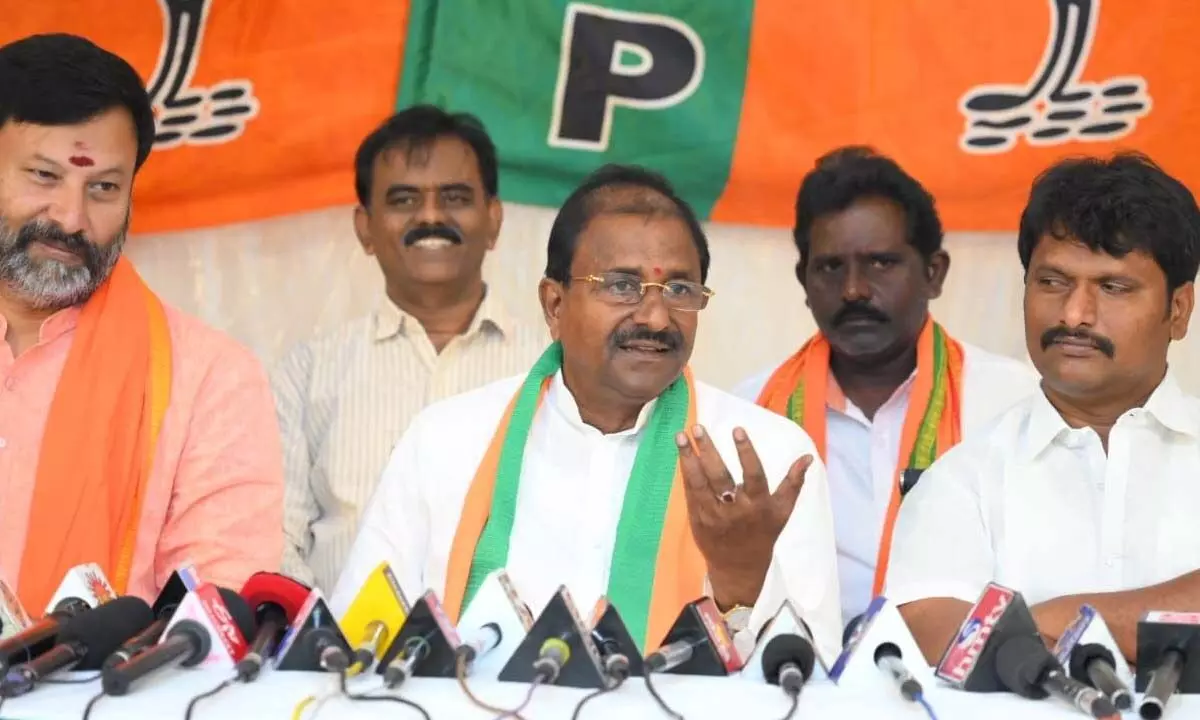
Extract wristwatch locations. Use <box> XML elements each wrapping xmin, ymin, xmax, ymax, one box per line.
<box><xmin>722</xmin><ymin>604</ymin><xmax>752</xmax><ymax>633</ymax></box>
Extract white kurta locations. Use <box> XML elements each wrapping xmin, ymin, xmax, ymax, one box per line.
<box><xmin>735</xmin><ymin>340</ymin><xmax>1040</xmax><ymax>623</ymax></box>
<box><xmin>331</xmin><ymin>370</ymin><xmax>844</xmax><ymax>663</ymax></box>
<box><xmin>886</xmin><ymin>372</ymin><xmax>1200</xmax><ymax>608</ymax></box>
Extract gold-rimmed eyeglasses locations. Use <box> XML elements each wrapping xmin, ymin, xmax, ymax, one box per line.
<box><xmin>572</xmin><ymin>272</ymin><xmax>714</xmax><ymax>312</ymax></box>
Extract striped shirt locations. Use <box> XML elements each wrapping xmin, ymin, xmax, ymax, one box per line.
<box><xmin>272</xmin><ymin>291</ymin><xmax>549</xmax><ymax>592</ymax></box>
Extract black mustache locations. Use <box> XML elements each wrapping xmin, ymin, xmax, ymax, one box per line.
<box><xmin>403</xmin><ymin>223</ymin><xmax>463</xmax><ymax>247</ymax></box>
<box><xmin>610</xmin><ymin>326</ymin><xmax>683</xmax><ymax>352</ymax></box>
<box><xmin>1040</xmin><ymin>326</ymin><xmax>1116</xmax><ymax>358</ymax></box>
<box><xmin>18</xmin><ymin>221</ymin><xmax>100</xmax><ymax>266</ymax></box>
<box><xmin>834</xmin><ymin>302</ymin><xmax>889</xmax><ymax>326</ymax></box>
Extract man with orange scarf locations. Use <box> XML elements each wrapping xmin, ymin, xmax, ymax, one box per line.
<box><xmin>331</xmin><ymin>165</ymin><xmax>843</xmax><ymax>662</ymax></box>
<box><xmin>0</xmin><ymin>34</ymin><xmax>284</xmax><ymax>612</ymax></box>
<box><xmin>736</xmin><ymin>148</ymin><xmax>1038</xmax><ymax>627</ymax></box>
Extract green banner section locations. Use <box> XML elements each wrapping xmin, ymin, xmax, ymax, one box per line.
<box><xmin>398</xmin><ymin>0</ymin><xmax>754</xmax><ymax>218</ymax></box>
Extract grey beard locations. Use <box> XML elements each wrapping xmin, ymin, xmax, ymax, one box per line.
<box><xmin>0</xmin><ymin>222</ymin><xmax>125</xmax><ymax>311</ymax></box>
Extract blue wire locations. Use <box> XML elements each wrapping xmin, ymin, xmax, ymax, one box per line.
<box><xmin>914</xmin><ymin>692</ymin><xmax>939</xmax><ymax>720</ymax></box>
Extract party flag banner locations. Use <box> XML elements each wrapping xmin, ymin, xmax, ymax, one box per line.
<box><xmin>4</xmin><ymin>0</ymin><xmax>1197</xmax><ymax>234</ymax></box>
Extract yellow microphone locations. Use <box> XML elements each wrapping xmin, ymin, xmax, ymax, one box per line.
<box><xmin>338</xmin><ymin>562</ymin><xmax>409</xmax><ymax>673</ymax></box>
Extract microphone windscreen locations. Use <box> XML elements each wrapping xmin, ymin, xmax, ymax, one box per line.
<box><xmin>240</xmin><ymin>574</ymin><xmax>309</xmax><ymax>624</ymax></box>
<box><xmin>761</xmin><ymin>634</ymin><xmax>816</xmax><ymax>683</ymax></box>
<box><xmin>60</xmin><ymin>596</ymin><xmax>153</xmax><ymax>670</ymax></box>
<box><xmin>994</xmin><ymin>635</ymin><xmax>1051</xmax><ymax>699</ymax></box>
<box><xmin>1069</xmin><ymin>642</ymin><xmax>1115</xmax><ymax>681</ymax></box>
<box><xmin>215</xmin><ymin>588</ymin><xmax>257</xmax><ymax>641</ymax></box>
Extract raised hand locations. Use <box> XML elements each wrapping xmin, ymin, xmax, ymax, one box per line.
<box><xmin>676</xmin><ymin>424</ymin><xmax>813</xmax><ymax>610</ymax></box>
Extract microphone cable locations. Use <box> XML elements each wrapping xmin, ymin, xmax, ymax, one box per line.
<box><xmin>776</xmin><ymin>689</ymin><xmax>799</xmax><ymax>720</ymax></box>
<box><xmin>642</xmin><ymin>671</ymin><xmax>685</xmax><ymax>720</ymax></box>
<box><xmin>454</xmin><ymin>652</ymin><xmax>534</xmax><ymax>720</ymax></box>
<box><xmin>913</xmin><ymin>690</ymin><xmax>940</xmax><ymax>720</ymax></box>
<box><xmin>183</xmin><ymin>674</ymin><xmax>236</xmax><ymax>720</ymax></box>
<box><xmin>328</xmin><ymin>664</ymin><xmax>432</xmax><ymax>720</ymax></box>
<box><xmin>80</xmin><ymin>689</ymin><xmax>105</xmax><ymax>720</ymax></box>
<box><xmin>569</xmin><ymin>675</ymin><xmax>626</xmax><ymax>720</ymax></box>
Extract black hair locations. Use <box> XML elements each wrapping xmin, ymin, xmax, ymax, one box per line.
<box><xmin>0</xmin><ymin>34</ymin><xmax>156</xmax><ymax>171</ymax></box>
<box><xmin>1018</xmin><ymin>152</ymin><xmax>1200</xmax><ymax>294</ymax></box>
<box><xmin>793</xmin><ymin>146</ymin><xmax>944</xmax><ymax>273</ymax></box>
<box><xmin>544</xmin><ymin>164</ymin><xmax>710</xmax><ymax>284</ymax></box>
<box><xmin>354</xmin><ymin>104</ymin><xmax>498</xmax><ymax>207</ymax></box>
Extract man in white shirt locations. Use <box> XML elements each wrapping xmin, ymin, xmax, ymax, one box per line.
<box><xmin>887</xmin><ymin>152</ymin><xmax>1200</xmax><ymax>664</ymax></box>
<box><xmin>273</xmin><ymin>106</ymin><xmax>547</xmax><ymax>591</ymax></box>
<box><xmin>736</xmin><ymin>147</ymin><xmax>1037</xmax><ymax>625</ymax></box>
<box><xmin>333</xmin><ymin>164</ymin><xmax>843</xmax><ymax>661</ymax></box>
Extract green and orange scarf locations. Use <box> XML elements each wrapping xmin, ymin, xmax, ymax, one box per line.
<box><xmin>441</xmin><ymin>342</ymin><xmax>705</xmax><ymax>651</ymax></box>
<box><xmin>17</xmin><ymin>257</ymin><xmax>172</xmax><ymax>611</ymax></box>
<box><xmin>756</xmin><ymin>316</ymin><xmax>964</xmax><ymax>595</ymax></box>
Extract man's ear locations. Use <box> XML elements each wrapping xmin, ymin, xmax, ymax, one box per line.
<box><xmin>539</xmin><ymin>277</ymin><xmax>565</xmax><ymax>341</ymax></box>
<box><xmin>1170</xmin><ymin>281</ymin><xmax>1194</xmax><ymax>341</ymax></box>
<box><xmin>353</xmin><ymin>206</ymin><xmax>374</xmax><ymax>255</ymax></box>
<box><xmin>485</xmin><ymin>196</ymin><xmax>503</xmax><ymax>251</ymax></box>
<box><xmin>926</xmin><ymin>249</ymin><xmax>951</xmax><ymax>300</ymax></box>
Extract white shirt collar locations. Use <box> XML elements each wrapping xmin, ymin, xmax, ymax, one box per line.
<box><xmin>1022</xmin><ymin>370</ymin><xmax>1199</xmax><ymax>460</ymax></box>
<box><xmin>546</xmin><ymin>370</ymin><xmax>658</xmax><ymax>438</ymax></box>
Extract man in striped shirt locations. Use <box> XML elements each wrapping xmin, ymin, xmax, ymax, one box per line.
<box><xmin>273</xmin><ymin>106</ymin><xmax>547</xmax><ymax>591</ymax></box>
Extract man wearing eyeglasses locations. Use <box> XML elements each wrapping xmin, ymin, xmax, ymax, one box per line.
<box><xmin>736</xmin><ymin>147</ymin><xmax>1039</xmax><ymax>627</ymax></box>
<box><xmin>331</xmin><ymin>164</ymin><xmax>843</xmax><ymax>661</ymax></box>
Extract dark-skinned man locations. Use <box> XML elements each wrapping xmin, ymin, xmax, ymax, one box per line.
<box><xmin>274</xmin><ymin>106</ymin><xmax>548</xmax><ymax>592</ymax></box>
<box><xmin>887</xmin><ymin>152</ymin><xmax>1200</xmax><ymax>665</ymax></box>
<box><xmin>737</xmin><ymin>147</ymin><xmax>1039</xmax><ymax>626</ymax></box>
<box><xmin>331</xmin><ymin>164</ymin><xmax>843</xmax><ymax>660</ymax></box>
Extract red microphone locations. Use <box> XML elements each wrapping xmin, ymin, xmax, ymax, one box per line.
<box><xmin>236</xmin><ymin>573</ymin><xmax>309</xmax><ymax>682</ymax></box>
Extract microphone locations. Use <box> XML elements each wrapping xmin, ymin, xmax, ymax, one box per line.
<box><xmin>457</xmin><ymin>623</ymin><xmax>503</xmax><ymax>666</ymax></box>
<box><xmin>0</xmin><ymin>600</ymin><xmax>90</xmax><ymax>674</ymax></box>
<box><xmin>0</xmin><ymin>597</ymin><xmax>152</xmax><ymax>698</ymax></box>
<box><xmin>43</xmin><ymin>563</ymin><xmax>115</xmax><ymax>615</ymax></box>
<box><xmin>761</xmin><ymin>633</ymin><xmax>816</xmax><ymax>697</ymax></box>
<box><xmin>644</xmin><ymin>598</ymin><xmax>744</xmax><ymax>676</ymax></box>
<box><xmin>996</xmin><ymin>635</ymin><xmax>1118</xmax><ymax>719</ymax></box>
<box><xmin>236</xmin><ymin>573</ymin><xmax>309</xmax><ymax>682</ymax></box>
<box><xmin>101</xmin><ymin>588</ymin><xmax>255</xmax><ymax>696</ymax></box>
<box><xmin>532</xmin><ymin>634</ymin><xmax>571</xmax><ymax>684</ymax></box>
<box><xmin>338</xmin><ymin>562</ymin><xmax>409</xmax><ymax>673</ymax></box>
<box><xmin>105</xmin><ymin>564</ymin><xmax>202</xmax><ymax>670</ymax></box>
<box><xmin>1069</xmin><ymin>643</ymin><xmax>1133</xmax><ymax>712</ymax></box>
<box><xmin>377</xmin><ymin>590</ymin><xmax>462</xmax><ymax>684</ymax></box>
<box><xmin>592</xmin><ymin>630</ymin><xmax>631</xmax><ymax>682</ymax></box>
<box><xmin>1136</xmin><ymin>611</ymin><xmax>1200</xmax><ymax>720</ymax></box>
<box><xmin>874</xmin><ymin>642</ymin><xmax>923</xmax><ymax>701</ymax></box>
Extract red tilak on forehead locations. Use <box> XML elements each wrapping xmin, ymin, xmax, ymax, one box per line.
<box><xmin>652</xmin><ymin>266</ymin><xmax>663</xmax><ymax>277</ymax></box>
<box><xmin>69</xmin><ymin>156</ymin><xmax>94</xmax><ymax>167</ymax></box>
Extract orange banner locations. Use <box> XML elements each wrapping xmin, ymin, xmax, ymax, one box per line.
<box><xmin>713</xmin><ymin>1</ymin><xmax>1200</xmax><ymax>230</ymax></box>
<box><xmin>3</xmin><ymin>1</ymin><xmax>408</xmax><ymax>234</ymax></box>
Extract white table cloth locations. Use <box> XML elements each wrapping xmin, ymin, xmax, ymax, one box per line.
<box><xmin>0</xmin><ymin>669</ymin><xmax>1194</xmax><ymax>719</ymax></box>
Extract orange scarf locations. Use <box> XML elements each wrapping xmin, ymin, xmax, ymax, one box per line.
<box><xmin>756</xmin><ymin>317</ymin><xmax>963</xmax><ymax>596</ymax></box>
<box><xmin>442</xmin><ymin>354</ymin><xmax>705</xmax><ymax>651</ymax></box>
<box><xmin>17</xmin><ymin>257</ymin><xmax>172</xmax><ymax>612</ymax></box>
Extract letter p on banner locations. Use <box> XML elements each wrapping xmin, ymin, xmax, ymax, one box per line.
<box><xmin>549</xmin><ymin>3</ymin><xmax>704</xmax><ymax>151</ymax></box>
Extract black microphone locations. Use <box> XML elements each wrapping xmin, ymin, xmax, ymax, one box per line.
<box><xmin>0</xmin><ymin>597</ymin><xmax>152</xmax><ymax>698</ymax></box>
<box><xmin>996</xmin><ymin>635</ymin><xmax>1118</xmax><ymax>718</ymax></box>
<box><xmin>874</xmin><ymin>642</ymin><xmax>924</xmax><ymax>701</ymax></box>
<box><xmin>102</xmin><ymin>616</ymin><xmax>171</xmax><ymax>670</ymax></box>
<box><xmin>235</xmin><ymin>573</ymin><xmax>308</xmax><ymax>682</ymax></box>
<box><xmin>0</xmin><ymin>602</ymin><xmax>90</xmax><ymax>674</ymax></box>
<box><xmin>592</xmin><ymin>630</ymin><xmax>631</xmax><ymax>683</ymax></box>
<box><xmin>761</xmin><ymin>634</ymin><xmax>816</xmax><ymax>697</ymax></box>
<box><xmin>1069</xmin><ymin>643</ymin><xmax>1133</xmax><ymax>712</ymax></box>
<box><xmin>101</xmin><ymin>589</ymin><xmax>255</xmax><ymax>696</ymax></box>
<box><xmin>1140</xmin><ymin>648</ymin><xmax>1184</xmax><ymax>720</ymax></box>
<box><xmin>457</xmin><ymin>623</ymin><xmax>503</xmax><ymax>667</ymax></box>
